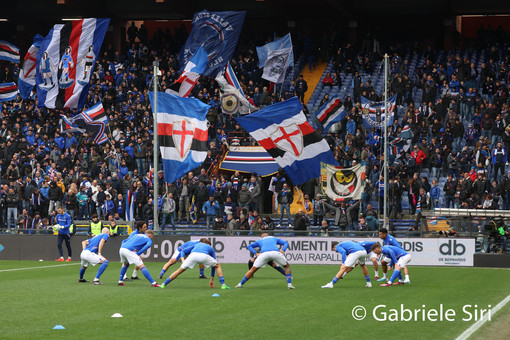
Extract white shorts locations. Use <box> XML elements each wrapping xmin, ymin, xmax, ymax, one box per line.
<box><xmin>344</xmin><ymin>250</ymin><xmax>368</xmax><ymax>268</ymax></box>
<box><xmin>119</xmin><ymin>247</ymin><xmax>143</xmax><ymax>267</ymax></box>
<box><xmin>182</xmin><ymin>252</ymin><xmax>217</xmax><ymax>269</ymax></box>
<box><xmin>253</xmin><ymin>251</ymin><xmax>288</xmax><ymax>268</ymax></box>
<box><xmin>368</xmin><ymin>251</ymin><xmax>379</xmax><ymax>260</ymax></box>
<box><xmin>382</xmin><ymin>256</ymin><xmax>392</xmax><ymax>264</ymax></box>
<box><xmin>80</xmin><ymin>250</ymin><xmax>103</xmax><ymax>267</ymax></box>
<box><xmin>171</xmin><ymin>249</ymin><xmax>181</xmax><ymax>260</ymax></box>
<box><xmin>397</xmin><ymin>254</ymin><xmax>412</xmax><ymax>268</ymax></box>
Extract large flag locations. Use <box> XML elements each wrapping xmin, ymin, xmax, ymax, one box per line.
<box><xmin>0</xmin><ymin>83</ymin><xmax>19</xmax><ymax>102</ymax></box>
<box><xmin>166</xmin><ymin>46</ymin><xmax>207</xmax><ymax>97</ymax></box>
<box><xmin>18</xmin><ymin>34</ymin><xmax>44</xmax><ymax>100</ymax></box>
<box><xmin>216</xmin><ymin>72</ymin><xmax>253</xmax><ymax>115</ymax></box>
<box><xmin>321</xmin><ymin>162</ymin><xmax>366</xmax><ymax>201</ymax></box>
<box><xmin>36</xmin><ymin>18</ymin><xmax>110</xmax><ymax>109</ymax></box>
<box><xmin>361</xmin><ymin>94</ymin><xmax>396</xmax><ymax>128</ymax></box>
<box><xmin>235</xmin><ymin>97</ymin><xmax>337</xmax><ymax>185</ymax></box>
<box><xmin>256</xmin><ymin>33</ymin><xmax>294</xmax><ymax>83</ymax></box>
<box><xmin>315</xmin><ymin>95</ymin><xmax>346</xmax><ymax>132</ymax></box>
<box><xmin>0</xmin><ymin>41</ymin><xmax>20</xmax><ymax>63</ymax></box>
<box><xmin>60</xmin><ymin>102</ymin><xmax>109</xmax><ymax>144</ymax></box>
<box><xmin>149</xmin><ymin>91</ymin><xmax>209</xmax><ymax>183</ymax></box>
<box><xmin>178</xmin><ymin>10</ymin><xmax>246</xmax><ymax>77</ymax></box>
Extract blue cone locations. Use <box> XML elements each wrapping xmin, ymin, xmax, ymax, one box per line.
<box><xmin>53</xmin><ymin>325</ymin><xmax>65</xmax><ymax>330</ymax></box>
<box><xmin>211</xmin><ymin>293</ymin><xmax>220</xmax><ymax>297</ymax></box>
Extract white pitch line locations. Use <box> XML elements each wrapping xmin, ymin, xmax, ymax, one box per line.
<box><xmin>456</xmin><ymin>294</ymin><xmax>510</xmax><ymax>340</ymax></box>
<box><xmin>0</xmin><ymin>263</ymin><xmax>78</xmax><ymax>272</ymax></box>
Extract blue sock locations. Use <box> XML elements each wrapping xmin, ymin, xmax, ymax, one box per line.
<box><xmin>398</xmin><ymin>272</ymin><xmax>403</xmax><ymax>280</ymax></box>
<box><xmin>200</xmin><ymin>268</ymin><xmax>204</xmax><ymax>276</ymax></box>
<box><xmin>79</xmin><ymin>268</ymin><xmax>86</xmax><ymax>279</ymax></box>
<box><xmin>163</xmin><ymin>277</ymin><xmax>172</xmax><ymax>285</ymax></box>
<box><xmin>365</xmin><ymin>275</ymin><xmax>370</xmax><ymax>283</ymax></box>
<box><xmin>274</xmin><ymin>266</ymin><xmax>286</xmax><ymax>276</ymax></box>
<box><xmin>389</xmin><ymin>270</ymin><xmax>401</xmax><ymax>283</ymax></box>
<box><xmin>119</xmin><ymin>265</ymin><xmax>129</xmax><ymax>281</ymax></box>
<box><xmin>141</xmin><ymin>267</ymin><xmax>155</xmax><ymax>284</ymax></box>
<box><xmin>332</xmin><ymin>277</ymin><xmax>339</xmax><ymax>284</ymax></box>
<box><xmin>240</xmin><ymin>275</ymin><xmax>249</xmax><ymax>285</ymax></box>
<box><xmin>159</xmin><ymin>269</ymin><xmax>166</xmax><ymax>277</ymax></box>
<box><xmin>219</xmin><ymin>276</ymin><xmax>225</xmax><ymax>285</ymax></box>
<box><xmin>95</xmin><ymin>261</ymin><xmax>109</xmax><ymax>280</ymax></box>
<box><xmin>285</xmin><ymin>273</ymin><xmax>292</xmax><ymax>284</ymax></box>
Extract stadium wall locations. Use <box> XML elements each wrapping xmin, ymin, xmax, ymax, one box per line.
<box><xmin>0</xmin><ymin>235</ymin><xmax>475</xmax><ymax>266</ymax></box>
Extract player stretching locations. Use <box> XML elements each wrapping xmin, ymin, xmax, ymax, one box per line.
<box><xmin>377</xmin><ymin>228</ymin><xmax>404</xmax><ymax>282</ymax></box>
<box><xmin>79</xmin><ymin>227</ymin><xmax>111</xmax><ymax>285</ymax></box>
<box><xmin>161</xmin><ymin>239</ymin><xmax>229</xmax><ymax>290</ymax></box>
<box><xmin>118</xmin><ymin>230</ymin><xmax>160</xmax><ymax>287</ymax></box>
<box><xmin>321</xmin><ymin>241</ymin><xmax>372</xmax><ymax>288</ymax></box>
<box><xmin>371</xmin><ymin>244</ymin><xmax>412</xmax><ymax>286</ymax></box>
<box><xmin>235</xmin><ymin>232</ymin><xmax>295</xmax><ymax>289</ymax></box>
<box><xmin>158</xmin><ymin>240</ymin><xmax>207</xmax><ymax>279</ymax></box>
<box><xmin>122</xmin><ymin>221</ymin><xmax>147</xmax><ymax>281</ymax></box>
<box><xmin>358</xmin><ymin>240</ymin><xmax>381</xmax><ymax>280</ymax></box>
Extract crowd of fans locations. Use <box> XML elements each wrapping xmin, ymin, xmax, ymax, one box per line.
<box><xmin>0</xmin><ymin>25</ymin><xmax>510</xmax><ymax>240</ymax></box>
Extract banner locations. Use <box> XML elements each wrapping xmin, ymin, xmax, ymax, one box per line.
<box><xmin>257</xmin><ymin>33</ymin><xmax>294</xmax><ymax>83</ymax></box>
<box><xmin>0</xmin><ymin>83</ymin><xmax>19</xmax><ymax>102</ymax></box>
<box><xmin>190</xmin><ymin>236</ymin><xmax>475</xmax><ymax>266</ymax></box>
<box><xmin>321</xmin><ymin>162</ymin><xmax>366</xmax><ymax>201</ymax></box>
<box><xmin>179</xmin><ymin>10</ymin><xmax>246</xmax><ymax>77</ymax></box>
<box><xmin>361</xmin><ymin>94</ymin><xmax>396</xmax><ymax>128</ymax></box>
<box><xmin>0</xmin><ymin>40</ymin><xmax>20</xmax><ymax>63</ymax></box>
<box><xmin>18</xmin><ymin>34</ymin><xmax>44</xmax><ymax>100</ymax></box>
<box><xmin>219</xmin><ymin>146</ymin><xmax>279</xmax><ymax>176</ymax></box>
<box><xmin>315</xmin><ymin>95</ymin><xmax>346</xmax><ymax>132</ymax></box>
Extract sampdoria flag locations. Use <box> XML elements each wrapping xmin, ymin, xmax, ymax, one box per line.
<box><xmin>149</xmin><ymin>91</ymin><xmax>209</xmax><ymax>184</ymax></box>
<box><xmin>36</xmin><ymin>18</ymin><xmax>110</xmax><ymax>109</ymax></box>
<box><xmin>361</xmin><ymin>94</ymin><xmax>396</xmax><ymax>128</ymax></box>
<box><xmin>0</xmin><ymin>40</ymin><xmax>20</xmax><ymax>63</ymax></box>
<box><xmin>166</xmin><ymin>46</ymin><xmax>207</xmax><ymax>97</ymax></box>
<box><xmin>60</xmin><ymin>102</ymin><xmax>109</xmax><ymax>144</ymax></box>
<box><xmin>0</xmin><ymin>83</ymin><xmax>19</xmax><ymax>102</ymax></box>
<box><xmin>315</xmin><ymin>95</ymin><xmax>346</xmax><ymax>132</ymax></box>
<box><xmin>256</xmin><ymin>33</ymin><xmax>294</xmax><ymax>83</ymax></box>
<box><xmin>321</xmin><ymin>162</ymin><xmax>366</xmax><ymax>201</ymax></box>
<box><xmin>18</xmin><ymin>34</ymin><xmax>44</xmax><ymax>100</ymax></box>
<box><xmin>125</xmin><ymin>189</ymin><xmax>135</xmax><ymax>221</ymax></box>
<box><xmin>224</xmin><ymin>62</ymin><xmax>244</xmax><ymax>97</ymax></box>
<box><xmin>178</xmin><ymin>10</ymin><xmax>246</xmax><ymax>77</ymax></box>
<box><xmin>235</xmin><ymin>96</ymin><xmax>337</xmax><ymax>185</ymax></box>
<box><xmin>216</xmin><ymin>72</ymin><xmax>253</xmax><ymax>115</ymax></box>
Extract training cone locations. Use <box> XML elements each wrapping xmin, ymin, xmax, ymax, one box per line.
<box><xmin>211</xmin><ymin>293</ymin><xmax>220</xmax><ymax>297</ymax></box>
<box><xmin>52</xmin><ymin>325</ymin><xmax>65</xmax><ymax>330</ymax></box>
<box><xmin>111</xmin><ymin>313</ymin><xmax>123</xmax><ymax>318</ymax></box>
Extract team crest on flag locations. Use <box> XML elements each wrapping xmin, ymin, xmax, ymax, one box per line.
<box><xmin>271</xmin><ymin>124</ymin><xmax>303</xmax><ymax>157</ymax></box>
<box><xmin>361</xmin><ymin>95</ymin><xmax>396</xmax><ymax>128</ymax></box>
<box><xmin>321</xmin><ymin>162</ymin><xmax>366</xmax><ymax>201</ymax></box>
<box><xmin>172</xmin><ymin>120</ymin><xmax>196</xmax><ymax>159</ymax></box>
<box><xmin>221</xmin><ymin>93</ymin><xmax>240</xmax><ymax>114</ymax></box>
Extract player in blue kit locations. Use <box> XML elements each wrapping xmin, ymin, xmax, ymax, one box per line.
<box><xmin>161</xmin><ymin>239</ymin><xmax>230</xmax><ymax>289</ymax></box>
<box><xmin>118</xmin><ymin>229</ymin><xmax>160</xmax><ymax>287</ymax></box>
<box><xmin>235</xmin><ymin>232</ymin><xmax>295</xmax><ymax>289</ymax></box>
<box><xmin>157</xmin><ymin>240</ymin><xmax>207</xmax><ymax>279</ymax></box>
<box><xmin>378</xmin><ymin>228</ymin><xmax>404</xmax><ymax>282</ymax></box>
<box><xmin>321</xmin><ymin>241</ymin><xmax>372</xmax><ymax>288</ymax></box>
<box><xmin>79</xmin><ymin>227</ymin><xmax>111</xmax><ymax>285</ymax></box>
<box><xmin>55</xmin><ymin>207</ymin><xmax>73</xmax><ymax>262</ymax></box>
<box><xmin>371</xmin><ymin>243</ymin><xmax>412</xmax><ymax>286</ymax></box>
<box><xmin>121</xmin><ymin>222</ymin><xmax>148</xmax><ymax>281</ymax></box>
<box><xmin>358</xmin><ymin>240</ymin><xmax>381</xmax><ymax>279</ymax></box>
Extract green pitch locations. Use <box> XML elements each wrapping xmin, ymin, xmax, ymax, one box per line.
<box><xmin>1</xmin><ymin>261</ymin><xmax>510</xmax><ymax>340</ymax></box>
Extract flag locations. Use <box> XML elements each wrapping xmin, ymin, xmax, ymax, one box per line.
<box><xmin>256</xmin><ymin>33</ymin><xmax>293</xmax><ymax>83</ymax></box>
<box><xmin>125</xmin><ymin>189</ymin><xmax>135</xmax><ymax>221</ymax></box>
<box><xmin>315</xmin><ymin>96</ymin><xmax>346</xmax><ymax>132</ymax></box>
<box><xmin>219</xmin><ymin>146</ymin><xmax>279</xmax><ymax>177</ymax></box>
<box><xmin>216</xmin><ymin>72</ymin><xmax>253</xmax><ymax>115</ymax></box>
<box><xmin>0</xmin><ymin>83</ymin><xmax>19</xmax><ymax>102</ymax></box>
<box><xmin>321</xmin><ymin>162</ymin><xmax>366</xmax><ymax>201</ymax></box>
<box><xmin>0</xmin><ymin>40</ymin><xmax>20</xmax><ymax>63</ymax></box>
<box><xmin>60</xmin><ymin>102</ymin><xmax>109</xmax><ymax>144</ymax></box>
<box><xmin>149</xmin><ymin>91</ymin><xmax>209</xmax><ymax>184</ymax></box>
<box><xmin>18</xmin><ymin>34</ymin><xmax>44</xmax><ymax>100</ymax></box>
<box><xmin>235</xmin><ymin>97</ymin><xmax>337</xmax><ymax>185</ymax></box>
<box><xmin>256</xmin><ymin>33</ymin><xmax>293</xmax><ymax>68</ymax></box>
<box><xmin>224</xmin><ymin>62</ymin><xmax>244</xmax><ymax>97</ymax></box>
<box><xmin>166</xmin><ymin>46</ymin><xmax>207</xmax><ymax>97</ymax></box>
<box><xmin>361</xmin><ymin>94</ymin><xmax>396</xmax><ymax>128</ymax></box>
<box><xmin>36</xmin><ymin>18</ymin><xmax>110</xmax><ymax>109</ymax></box>
<box><xmin>178</xmin><ymin>10</ymin><xmax>246</xmax><ymax>77</ymax></box>
<box><xmin>189</xmin><ymin>196</ymin><xmax>198</xmax><ymax>224</ymax></box>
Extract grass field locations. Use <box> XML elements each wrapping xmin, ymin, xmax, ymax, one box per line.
<box><xmin>1</xmin><ymin>261</ymin><xmax>510</xmax><ymax>340</ymax></box>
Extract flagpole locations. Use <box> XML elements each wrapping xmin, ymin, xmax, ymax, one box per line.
<box><xmin>153</xmin><ymin>60</ymin><xmax>159</xmax><ymax>231</ymax></box>
<box><xmin>383</xmin><ymin>54</ymin><xmax>389</xmax><ymax>227</ymax></box>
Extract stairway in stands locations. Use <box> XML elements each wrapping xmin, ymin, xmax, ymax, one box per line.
<box><xmin>302</xmin><ymin>61</ymin><xmax>328</xmax><ymax>105</ymax></box>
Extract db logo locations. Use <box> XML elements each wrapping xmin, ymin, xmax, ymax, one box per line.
<box><xmin>439</xmin><ymin>240</ymin><xmax>466</xmax><ymax>255</ymax></box>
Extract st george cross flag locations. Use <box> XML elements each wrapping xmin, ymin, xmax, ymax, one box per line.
<box><xmin>235</xmin><ymin>97</ymin><xmax>337</xmax><ymax>185</ymax></box>
<box><xmin>179</xmin><ymin>10</ymin><xmax>246</xmax><ymax>77</ymax></box>
<box><xmin>18</xmin><ymin>34</ymin><xmax>44</xmax><ymax>100</ymax></box>
<box><xmin>256</xmin><ymin>33</ymin><xmax>293</xmax><ymax>83</ymax></box>
<box><xmin>60</xmin><ymin>102</ymin><xmax>109</xmax><ymax>144</ymax></box>
<box><xmin>361</xmin><ymin>94</ymin><xmax>396</xmax><ymax>128</ymax></box>
<box><xmin>321</xmin><ymin>162</ymin><xmax>366</xmax><ymax>201</ymax></box>
<box><xmin>166</xmin><ymin>46</ymin><xmax>207</xmax><ymax>97</ymax></box>
<box><xmin>315</xmin><ymin>95</ymin><xmax>346</xmax><ymax>132</ymax></box>
<box><xmin>0</xmin><ymin>83</ymin><xmax>19</xmax><ymax>102</ymax></box>
<box><xmin>36</xmin><ymin>18</ymin><xmax>110</xmax><ymax>109</ymax></box>
<box><xmin>149</xmin><ymin>91</ymin><xmax>210</xmax><ymax>183</ymax></box>
<box><xmin>0</xmin><ymin>41</ymin><xmax>20</xmax><ymax>63</ymax></box>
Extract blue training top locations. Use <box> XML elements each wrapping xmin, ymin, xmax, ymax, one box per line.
<box><xmin>121</xmin><ymin>233</ymin><xmax>152</xmax><ymax>255</ymax></box>
<box><xmin>85</xmin><ymin>233</ymin><xmax>109</xmax><ymax>253</ymax></box>
<box><xmin>56</xmin><ymin>213</ymin><xmax>72</xmax><ymax>235</ymax></box>
<box><xmin>381</xmin><ymin>245</ymin><xmax>409</xmax><ymax>267</ymax></box>
<box><xmin>247</xmin><ymin>236</ymin><xmax>288</xmax><ymax>255</ymax></box>
<box><xmin>180</xmin><ymin>242</ymin><xmax>216</xmax><ymax>259</ymax></box>
<box><xmin>382</xmin><ymin>234</ymin><xmax>402</xmax><ymax>248</ymax></box>
<box><xmin>335</xmin><ymin>241</ymin><xmax>366</xmax><ymax>263</ymax></box>
<box><xmin>358</xmin><ymin>241</ymin><xmax>379</xmax><ymax>253</ymax></box>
